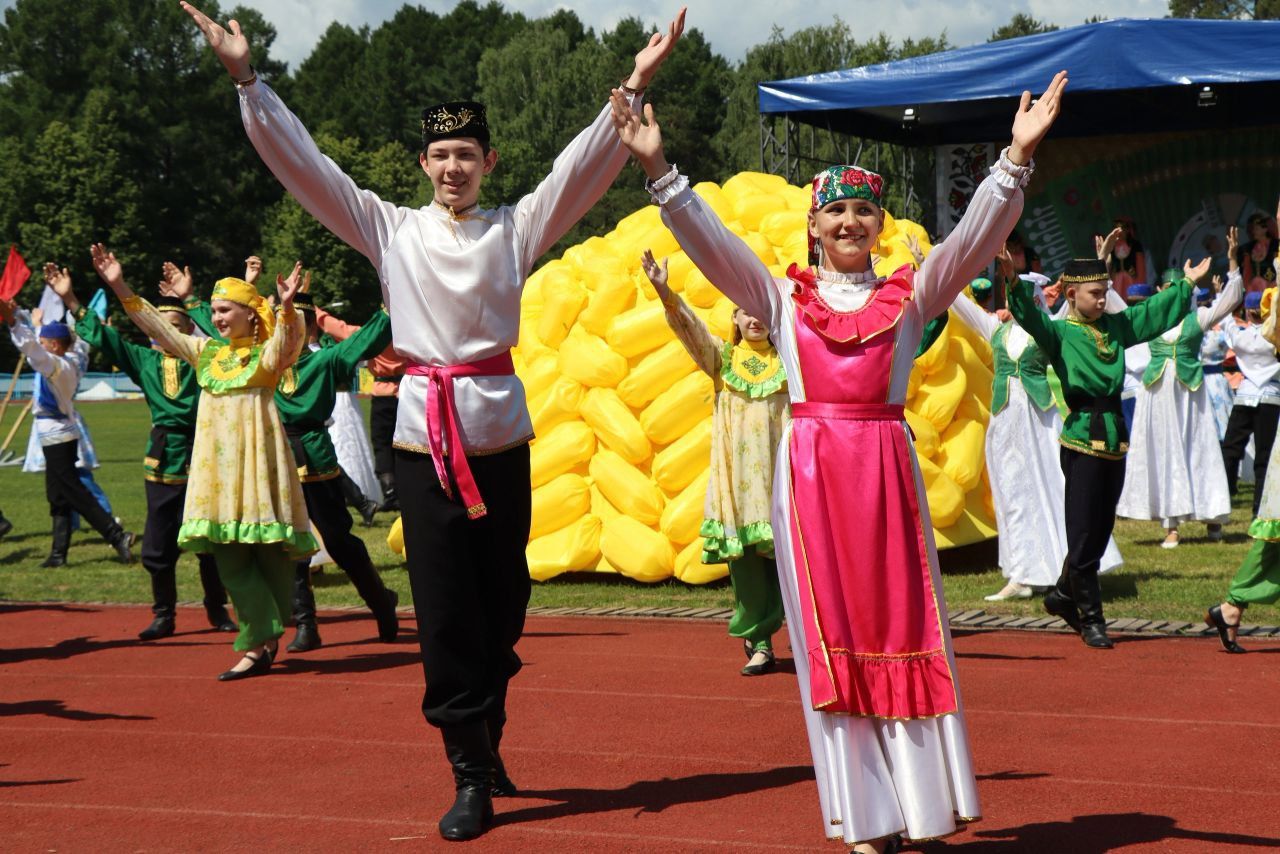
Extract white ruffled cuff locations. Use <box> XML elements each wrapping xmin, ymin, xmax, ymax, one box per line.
<box><xmin>989</xmin><ymin>146</ymin><xmax>1034</xmax><ymax>189</ymax></box>
<box><xmin>645</xmin><ymin>165</ymin><xmax>689</xmax><ymax>205</ymax></box>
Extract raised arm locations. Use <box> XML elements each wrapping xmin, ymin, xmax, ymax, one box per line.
<box><xmin>612</xmin><ymin>93</ymin><xmax>779</xmax><ymax>326</ymax></box>
<box><xmin>642</xmin><ymin>250</ymin><xmax>721</xmax><ymax>377</ymax></box>
<box><xmin>314</xmin><ymin>305</ymin><xmax>357</xmax><ymax>342</ymax></box>
<box><xmin>259</xmin><ymin>264</ymin><xmax>305</xmax><ymax>374</ymax></box>
<box><xmin>947</xmin><ymin>290</ymin><xmax>1001</xmax><ymax>340</ymax></box>
<box><xmin>915</xmin><ymin>72</ymin><xmax>1067</xmax><ymax>320</ymax></box>
<box><xmin>515</xmin><ymin>10</ymin><xmax>684</xmax><ymax>271</ymax></box>
<box><xmin>327</xmin><ymin>307</ymin><xmax>392</xmax><ymax>378</ymax></box>
<box><xmin>1117</xmin><ymin>280</ymin><xmax>1193</xmax><ymax>347</ymax></box>
<box><xmin>182</xmin><ymin>4</ymin><xmax>402</xmax><ymax>265</ymax></box>
<box><xmin>1008</xmin><ymin>276</ymin><xmax>1060</xmax><ymax>358</ymax></box>
<box><xmin>92</xmin><ymin>244</ymin><xmax>203</xmax><ymax>365</ymax></box>
<box><xmin>1197</xmin><ymin>266</ymin><xmax>1242</xmax><ymax>332</ymax></box>
<box><xmin>5</xmin><ymin>307</ymin><xmax>60</xmax><ymax>376</ymax></box>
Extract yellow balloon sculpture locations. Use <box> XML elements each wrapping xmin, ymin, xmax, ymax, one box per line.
<box><xmin>389</xmin><ymin>171</ymin><xmax>999</xmax><ymax>582</ymax></box>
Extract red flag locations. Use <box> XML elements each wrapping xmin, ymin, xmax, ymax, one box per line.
<box><xmin>0</xmin><ymin>245</ymin><xmax>30</xmax><ymax>301</ymax></box>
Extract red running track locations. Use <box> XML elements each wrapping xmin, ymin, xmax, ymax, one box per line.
<box><xmin>1</xmin><ymin>602</ymin><xmax>1278</xmax><ymax>852</ymax></box>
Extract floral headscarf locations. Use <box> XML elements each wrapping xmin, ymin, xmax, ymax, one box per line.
<box><xmin>808</xmin><ymin>165</ymin><xmax>885</xmax><ymax>266</ymax></box>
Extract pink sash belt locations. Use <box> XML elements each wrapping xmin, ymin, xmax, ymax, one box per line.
<box><xmin>404</xmin><ymin>351</ymin><xmax>515</xmax><ymax>520</ymax></box>
<box><xmin>791</xmin><ymin>402</ymin><xmax>904</xmax><ymax>421</ymax></box>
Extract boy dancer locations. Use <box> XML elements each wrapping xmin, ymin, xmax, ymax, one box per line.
<box><xmin>48</xmin><ymin>268</ymin><xmax>233</xmax><ymax>637</ymax></box>
<box><xmin>1222</xmin><ymin>289</ymin><xmax>1280</xmax><ymax>516</ymax></box>
<box><xmin>182</xmin><ymin>1</ymin><xmax>684</xmax><ymax>840</ymax></box>
<box><xmin>1</xmin><ymin>284</ymin><xmax>135</xmax><ymax>567</ymax></box>
<box><xmin>1010</xmin><ymin>259</ymin><xmax>1190</xmax><ymax>648</ymax></box>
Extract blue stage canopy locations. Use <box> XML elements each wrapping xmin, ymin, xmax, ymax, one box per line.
<box><xmin>757</xmin><ymin>19</ymin><xmax>1280</xmax><ymax>145</ymax></box>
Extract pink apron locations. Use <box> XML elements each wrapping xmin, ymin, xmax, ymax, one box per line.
<box><xmin>784</xmin><ymin>264</ymin><xmax>958</xmax><ymax>720</ymax></box>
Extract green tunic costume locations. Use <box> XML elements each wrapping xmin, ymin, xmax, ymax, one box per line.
<box><xmin>74</xmin><ymin>308</ymin><xmax>199</xmax><ymax>483</ymax></box>
<box><xmin>1009</xmin><ymin>278</ymin><xmax>1192</xmax><ymax>459</ymax></box>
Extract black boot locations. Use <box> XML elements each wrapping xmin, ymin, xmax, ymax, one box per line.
<box><xmin>287</xmin><ymin>562</ymin><xmax>322</xmax><ymax>652</ymax></box>
<box><xmin>1043</xmin><ymin>588</ymin><xmax>1081</xmax><ymax>634</ymax></box>
<box><xmin>109</xmin><ymin>528</ymin><xmax>137</xmax><ymax>564</ymax></box>
<box><xmin>438</xmin><ymin>722</ymin><xmax>495</xmax><ymax>841</ymax></box>
<box><xmin>0</xmin><ymin>511</ymin><xmax>13</xmax><ymax>539</ymax></box>
<box><xmin>138</xmin><ymin>615</ymin><xmax>175</xmax><ymax>640</ymax></box>
<box><xmin>374</xmin><ymin>588</ymin><xmax>400</xmax><ymax>643</ymax></box>
<box><xmin>288</xmin><ymin>621</ymin><xmax>322</xmax><ymax>652</ymax></box>
<box><xmin>40</xmin><ymin>515</ymin><xmax>72</xmax><ymax>568</ymax></box>
<box><xmin>487</xmin><ymin>712</ymin><xmax>517</xmax><ymax>797</ymax></box>
<box><xmin>339</xmin><ymin>473</ymin><xmax>380</xmax><ymax>526</ymax></box>
<box><xmin>377</xmin><ymin>472</ymin><xmax>399</xmax><ymax>513</ymax></box>
<box><xmin>205</xmin><ymin>605</ymin><xmax>237</xmax><ymax>632</ymax></box>
<box><xmin>1073</xmin><ymin>569</ymin><xmax>1113</xmax><ymax>649</ymax></box>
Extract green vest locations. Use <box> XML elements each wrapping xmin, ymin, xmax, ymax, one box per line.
<box><xmin>1143</xmin><ymin>313</ymin><xmax>1204</xmax><ymax>391</ymax></box>
<box><xmin>990</xmin><ymin>322</ymin><xmax>1055</xmax><ymax>414</ymax></box>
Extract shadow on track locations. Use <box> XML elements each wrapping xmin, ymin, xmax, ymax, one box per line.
<box><xmin>496</xmin><ymin>765</ymin><xmax>814</xmax><ymax>824</ymax></box>
<box><xmin>918</xmin><ymin>812</ymin><xmax>1280</xmax><ymax>852</ymax></box>
<box><xmin>0</xmin><ymin>699</ymin><xmax>152</xmax><ymax>722</ymax></box>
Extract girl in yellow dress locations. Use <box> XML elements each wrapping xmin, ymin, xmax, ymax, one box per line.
<box><xmin>642</xmin><ymin>249</ymin><xmax>789</xmax><ymax>677</ymax></box>
<box><xmin>91</xmin><ymin>244</ymin><xmax>317</xmax><ymax>681</ymax></box>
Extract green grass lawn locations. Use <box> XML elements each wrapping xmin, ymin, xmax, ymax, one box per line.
<box><xmin>1</xmin><ymin>398</ymin><xmax>1275</xmax><ymax>627</ymax></box>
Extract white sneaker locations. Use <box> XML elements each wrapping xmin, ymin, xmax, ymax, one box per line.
<box><xmin>984</xmin><ymin>582</ymin><xmax>1033</xmax><ymax>601</ymax></box>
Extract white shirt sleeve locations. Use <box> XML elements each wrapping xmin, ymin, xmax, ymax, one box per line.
<box><xmin>239</xmin><ymin>82</ymin><xmax>404</xmax><ymax>266</ymax></box>
<box><xmin>1196</xmin><ymin>269</ymin><xmax>1243</xmax><ymax>331</ymax></box>
<box><xmin>947</xmin><ymin>291</ymin><xmax>1000</xmax><ymax>340</ymax></box>
<box><xmin>914</xmin><ymin>148</ymin><xmax>1030</xmax><ymax>321</ymax></box>
<box><xmin>657</xmin><ymin>175</ymin><xmax>782</xmax><ymax>334</ymax></box>
<box><xmin>8</xmin><ymin>309</ymin><xmax>57</xmax><ymax>377</ymax></box>
<box><xmin>513</xmin><ymin>94</ymin><xmax>642</xmax><ymax>274</ymax></box>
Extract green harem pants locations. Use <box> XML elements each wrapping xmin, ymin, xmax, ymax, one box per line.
<box><xmin>727</xmin><ymin>544</ymin><xmax>784</xmax><ymax>650</ymax></box>
<box><xmin>209</xmin><ymin>542</ymin><xmax>295</xmax><ymax>651</ymax></box>
<box><xmin>1227</xmin><ymin>539</ymin><xmax>1280</xmax><ymax>608</ymax></box>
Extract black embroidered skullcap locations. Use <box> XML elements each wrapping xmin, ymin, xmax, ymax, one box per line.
<box><xmin>292</xmin><ymin>290</ymin><xmax>315</xmax><ymax>312</ymax></box>
<box><xmin>155</xmin><ymin>295</ymin><xmax>189</xmax><ymax>315</ymax></box>
<box><xmin>1062</xmin><ymin>258</ymin><xmax>1108</xmax><ymax>284</ymax></box>
<box><xmin>421</xmin><ymin>101</ymin><xmax>490</xmax><ymax>150</ymax></box>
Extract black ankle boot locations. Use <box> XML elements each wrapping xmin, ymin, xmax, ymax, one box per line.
<box><xmin>1073</xmin><ymin>567</ymin><xmax>1113</xmax><ymax>648</ymax></box>
<box><xmin>110</xmin><ymin>528</ymin><xmax>137</xmax><ymax>564</ymax></box>
<box><xmin>374</xmin><ymin>588</ymin><xmax>399</xmax><ymax>643</ymax></box>
<box><xmin>377</xmin><ymin>472</ymin><xmax>399</xmax><ymax>512</ymax></box>
<box><xmin>287</xmin><ymin>620</ymin><xmax>322</xmax><ymax>652</ymax></box>
<box><xmin>138</xmin><ymin>614</ymin><xmax>176</xmax><ymax>640</ymax></box>
<box><xmin>487</xmin><ymin>713</ymin><xmax>517</xmax><ymax>797</ymax></box>
<box><xmin>205</xmin><ymin>605</ymin><xmax>237</xmax><ymax>632</ymax></box>
<box><xmin>40</xmin><ymin>515</ymin><xmax>72</xmax><ymax>568</ymax></box>
<box><xmin>1043</xmin><ymin>588</ymin><xmax>1081</xmax><ymax>633</ymax></box>
<box><xmin>438</xmin><ymin>722</ymin><xmax>495</xmax><ymax>841</ymax></box>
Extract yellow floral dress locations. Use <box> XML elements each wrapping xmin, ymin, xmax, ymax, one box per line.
<box><xmin>662</xmin><ymin>294</ymin><xmax>790</xmax><ymax>562</ymax></box>
<box><xmin>122</xmin><ymin>296</ymin><xmax>317</xmax><ymax>558</ymax></box>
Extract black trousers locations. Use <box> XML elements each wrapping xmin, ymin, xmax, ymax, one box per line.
<box><xmin>1221</xmin><ymin>402</ymin><xmax>1280</xmax><ymax>517</ymax></box>
<box><xmin>370</xmin><ymin>396</ymin><xmax>399</xmax><ymax>477</ymax></box>
<box><xmin>396</xmin><ymin>445</ymin><xmax>531</xmax><ymax>728</ymax></box>
<box><xmin>292</xmin><ymin>475</ymin><xmax>390</xmax><ymax>622</ymax></box>
<box><xmin>1058</xmin><ymin>448</ymin><xmax>1126</xmax><ymax>623</ymax></box>
<box><xmin>44</xmin><ymin>440</ymin><xmax>118</xmax><ymax>537</ymax></box>
<box><xmin>141</xmin><ymin>480</ymin><xmax>226</xmax><ymax>617</ymax></box>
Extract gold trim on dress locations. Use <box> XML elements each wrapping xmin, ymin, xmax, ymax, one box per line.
<box><xmin>161</xmin><ymin>356</ymin><xmax>181</xmax><ymax>399</ymax></box>
<box><xmin>1058</xmin><ymin>436</ymin><xmax>1127</xmax><ymax>460</ymax></box>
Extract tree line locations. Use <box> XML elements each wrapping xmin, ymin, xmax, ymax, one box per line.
<box><xmin>0</xmin><ymin>0</ymin><xmax>1272</xmax><ymax>367</ymax></box>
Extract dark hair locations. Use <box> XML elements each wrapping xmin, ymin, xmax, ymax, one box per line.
<box><xmin>420</xmin><ymin>137</ymin><xmax>492</xmax><ymax>161</ymax></box>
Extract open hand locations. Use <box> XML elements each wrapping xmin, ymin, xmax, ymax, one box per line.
<box><xmin>610</xmin><ymin>90</ymin><xmax>667</xmax><ymax>179</ymax></box>
<box><xmin>1184</xmin><ymin>256</ymin><xmax>1212</xmax><ymax>283</ymax></box>
<box><xmin>180</xmin><ymin>2</ymin><xmax>253</xmax><ymax>80</ymax></box>
<box><xmin>905</xmin><ymin>233</ymin><xmax>925</xmax><ymax>266</ymax></box>
<box><xmin>42</xmin><ymin>262</ymin><xmax>73</xmax><ymax>297</ymax></box>
<box><xmin>90</xmin><ymin>244</ymin><xmax>128</xmax><ymax>294</ymax></box>
<box><xmin>1009</xmin><ymin>70</ymin><xmax>1067</xmax><ymax>166</ymax></box>
<box><xmin>244</xmin><ymin>255</ymin><xmax>263</xmax><ymax>285</ymax></box>
<box><xmin>276</xmin><ymin>260</ymin><xmax>304</xmax><ymax>310</ymax></box>
<box><xmin>626</xmin><ymin>7</ymin><xmax>686</xmax><ymax>91</ymax></box>
<box><xmin>995</xmin><ymin>248</ymin><xmax>1015</xmax><ymax>281</ymax></box>
<box><xmin>1227</xmin><ymin>226</ymin><xmax>1240</xmax><ymax>272</ymax></box>
<box><xmin>161</xmin><ymin>261</ymin><xmax>194</xmax><ymax>299</ymax></box>
<box><xmin>640</xmin><ymin>249</ymin><xmax>671</xmax><ymax>301</ymax></box>
<box><xmin>1096</xmin><ymin>226</ymin><xmax>1123</xmax><ymax>260</ymax></box>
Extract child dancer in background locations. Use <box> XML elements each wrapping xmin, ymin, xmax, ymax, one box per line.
<box><xmin>614</xmin><ymin>68</ymin><xmax>1068</xmax><ymax>852</ymax></box>
<box><xmin>949</xmin><ymin>261</ymin><xmax>1121</xmax><ymax>603</ymax></box>
<box><xmin>1221</xmin><ymin>286</ymin><xmax>1280</xmax><ymax>517</ymax></box>
<box><xmin>1117</xmin><ymin>255</ymin><xmax>1236</xmax><ymax>547</ymax></box>
<box><xmin>643</xmin><ymin>249</ymin><xmax>788</xmax><ymax>677</ymax></box>
<box><xmin>1010</xmin><ymin>259</ymin><xmax>1191</xmax><ymax>649</ymax></box>
<box><xmin>92</xmin><ymin>244</ymin><xmax>316</xmax><ymax>681</ymax></box>
<box><xmin>1199</xmin><ymin>278</ymin><xmax>1235</xmax><ymax>443</ymax></box>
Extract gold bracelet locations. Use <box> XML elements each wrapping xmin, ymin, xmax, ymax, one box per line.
<box><xmin>232</xmin><ymin>67</ymin><xmax>257</xmax><ymax>89</ymax></box>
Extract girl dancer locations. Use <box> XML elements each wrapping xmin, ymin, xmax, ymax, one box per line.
<box><xmin>1116</xmin><ymin>254</ymin><xmax>1237</xmax><ymax>547</ymax></box>
<box><xmin>612</xmin><ymin>71</ymin><xmax>1067</xmax><ymax>851</ymax></box>
<box><xmin>91</xmin><ymin>244</ymin><xmax>316</xmax><ymax>680</ymax></box>
<box><xmin>643</xmin><ymin>249</ymin><xmax>788</xmax><ymax>676</ymax></box>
